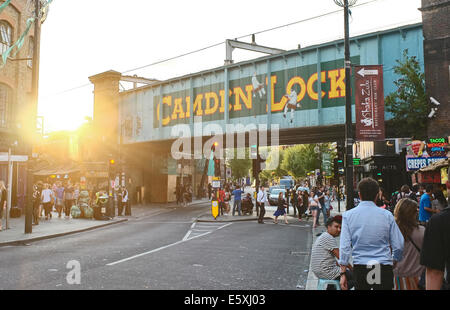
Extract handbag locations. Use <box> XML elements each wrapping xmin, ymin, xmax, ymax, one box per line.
<box><xmin>407</xmin><ymin>235</ymin><xmax>426</xmax><ymax>290</ymax></box>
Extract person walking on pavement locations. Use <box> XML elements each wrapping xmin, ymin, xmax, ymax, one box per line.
<box><xmin>292</xmin><ymin>189</ymin><xmax>298</xmax><ymax>218</ymax></box>
<box><xmin>309</xmin><ymin>191</ymin><xmax>320</xmax><ymax>229</ymax></box>
<box><xmin>208</xmin><ymin>183</ymin><xmax>212</xmax><ymax>200</ymax></box>
<box><xmin>316</xmin><ymin>186</ymin><xmax>326</xmax><ymax>227</ymax></box>
<box><xmin>64</xmin><ymin>181</ymin><xmax>75</xmax><ymax>219</ymax></box>
<box><xmin>339</xmin><ymin>178</ymin><xmax>404</xmax><ymax>290</ymax></box>
<box><xmin>0</xmin><ymin>181</ymin><xmax>6</xmax><ymax>231</ymax></box>
<box><xmin>118</xmin><ymin>186</ymin><xmax>128</xmax><ymax>216</ymax></box>
<box><xmin>420</xmin><ymin>201</ymin><xmax>450</xmax><ymax>290</ymax></box>
<box><xmin>41</xmin><ymin>183</ymin><xmax>55</xmax><ymax>221</ymax></box>
<box><xmin>257</xmin><ymin>186</ymin><xmax>268</xmax><ymax>224</ymax></box>
<box><xmin>54</xmin><ymin>181</ymin><xmax>64</xmax><ymax>218</ymax></box>
<box><xmin>32</xmin><ymin>181</ymin><xmax>43</xmax><ymax>225</ymax></box>
<box><xmin>392</xmin><ymin>198</ymin><xmax>426</xmax><ymax>290</ymax></box>
<box><xmin>302</xmin><ymin>190</ymin><xmax>309</xmax><ymax>220</ymax></box>
<box><xmin>273</xmin><ymin>192</ymin><xmax>289</xmax><ymax>224</ymax></box>
<box><xmin>419</xmin><ymin>184</ymin><xmax>439</xmax><ymax>226</ymax></box>
<box><xmin>232</xmin><ymin>185</ymin><xmax>243</xmax><ymax>216</ymax></box>
<box><xmin>218</xmin><ymin>187</ymin><xmax>226</xmax><ymax>215</ymax></box>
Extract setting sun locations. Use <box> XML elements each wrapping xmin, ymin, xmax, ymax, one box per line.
<box><xmin>38</xmin><ymin>86</ymin><xmax>93</xmax><ymax>133</ymax></box>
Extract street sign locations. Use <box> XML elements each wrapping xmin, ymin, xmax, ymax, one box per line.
<box><xmin>0</xmin><ymin>154</ymin><xmax>28</xmax><ymax>162</ymax></box>
<box><xmin>212</xmin><ymin>177</ymin><xmax>221</xmax><ymax>188</ymax></box>
<box><xmin>211</xmin><ymin>200</ymin><xmax>219</xmax><ymax>219</ymax></box>
<box><xmin>353</xmin><ymin>158</ymin><xmax>362</xmax><ymax>166</ymax></box>
<box><xmin>226</xmin><ymin>167</ymin><xmax>231</xmax><ymax>178</ymax></box>
<box><xmin>355</xmin><ymin>65</ymin><xmax>385</xmax><ymax>141</ymax></box>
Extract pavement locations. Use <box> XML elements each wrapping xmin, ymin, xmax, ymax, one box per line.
<box><xmin>305</xmin><ymin>200</ymin><xmax>347</xmax><ymax>290</ymax></box>
<box><xmin>0</xmin><ymin>198</ymin><xmax>210</xmax><ymax>247</ymax></box>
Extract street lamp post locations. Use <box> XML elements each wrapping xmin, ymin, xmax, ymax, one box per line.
<box><xmin>334</xmin><ymin>0</ymin><xmax>356</xmax><ymax>210</ymax></box>
<box><xmin>25</xmin><ymin>0</ymin><xmax>42</xmax><ymax>233</ymax></box>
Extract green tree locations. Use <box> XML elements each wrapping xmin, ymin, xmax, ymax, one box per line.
<box><xmin>226</xmin><ymin>148</ymin><xmax>251</xmax><ymax>180</ymax></box>
<box><xmin>385</xmin><ymin>50</ymin><xmax>428</xmax><ymax>139</ymax></box>
<box><xmin>281</xmin><ymin>144</ymin><xmax>332</xmax><ymax>179</ymax></box>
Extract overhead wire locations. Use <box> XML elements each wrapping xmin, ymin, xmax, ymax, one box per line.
<box><xmin>42</xmin><ymin>0</ymin><xmax>382</xmax><ymax>98</ymax></box>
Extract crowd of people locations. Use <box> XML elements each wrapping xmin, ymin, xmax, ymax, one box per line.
<box><xmin>310</xmin><ymin>177</ymin><xmax>450</xmax><ymax>290</ymax></box>
<box><xmin>26</xmin><ymin>180</ymin><xmax>130</xmax><ymax>225</ymax></box>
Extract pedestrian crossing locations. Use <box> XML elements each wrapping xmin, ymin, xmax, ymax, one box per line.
<box><xmin>182</xmin><ymin>222</ymin><xmax>233</xmax><ymax>241</ymax></box>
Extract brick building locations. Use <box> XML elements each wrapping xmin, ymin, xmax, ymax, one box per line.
<box><xmin>420</xmin><ymin>0</ymin><xmax>450</xmax><ymax>138</ymax></box>
<box><xmin>0</xmin><ymin>0</ymin><xmax>38</xmax><ymax>209</ymax></box>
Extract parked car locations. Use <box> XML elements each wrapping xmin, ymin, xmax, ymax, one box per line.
<box><xmin>268</xmin><ymin>188</ymin><xmax>286</xmax><ymax>206</ymax></box>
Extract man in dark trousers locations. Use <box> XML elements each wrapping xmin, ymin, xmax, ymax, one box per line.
<box><xmin>339</xmin><ymin>178</ymin><xmax>404</xmax><ymax>290</ymax></box>
<box><xmin>420</xmin><ymin>203</ymin><xmax>450</xmax><ymax>290</ymax></box>
<box><xmin>256</xmin><ymin>185</ymin><xmax>268</xmax><ymax>224</ymax></box>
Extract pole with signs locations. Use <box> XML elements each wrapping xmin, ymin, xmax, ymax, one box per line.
<box><xmin>6</xmin><ymin>148</ymin><xmax>12</xmax><ymax>229</ymax></box>
<box><xmin>354</xmin><ymin>65</ymin><xmax>385</xmax><ymax>141</ymax></box>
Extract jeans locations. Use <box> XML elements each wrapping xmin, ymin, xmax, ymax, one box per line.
<box><xmin>316</xmin><ymin>205</ymin><xmax>328</xmax><ymax>226</ymax></box>
<box><xmin>233</xmin><ymin>200</ymin><xmax>242</xmax><ymax>216</ymax></box>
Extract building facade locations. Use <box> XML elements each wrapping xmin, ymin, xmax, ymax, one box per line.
<box><xmin>420</xmin><ymin>0</ymin><xmax>450</xmax><ymax>137</ymax></box>
<box><xmin>0</xmin><ymin>0</ymin><xmax>38</xmax><ymax>209</ymax></box>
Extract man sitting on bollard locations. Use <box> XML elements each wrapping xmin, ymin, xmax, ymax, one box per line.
<box><xmin>311</xmin><ymin>215</ymin><xmax>355</xmax><ymax>289</ymax></box>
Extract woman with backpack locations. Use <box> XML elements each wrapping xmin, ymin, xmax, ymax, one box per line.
<box><xmin>393</xmin><ymin>198</ymin><xmax>425</xmax><ymax>290</ymax></box>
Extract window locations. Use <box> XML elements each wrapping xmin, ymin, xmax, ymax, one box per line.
<box><xmin>0</xmin><ymin>83</ymin><xmax>11</xmax><ymax>128</ymax></box>
<box><xmin>0</xmin><ymin>21</ymin><xmax>12</xmax><ymax>56</ymax></box>
<box><xmin>28</xmin><ymin>37</ymin><xmax>33</xmax><ymax>67</ymax></box>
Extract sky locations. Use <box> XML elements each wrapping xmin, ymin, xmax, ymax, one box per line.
<box><xmin>37</xmin><ymin>0</ymin><xmax>422</xmax><ymax>133</ymax></box>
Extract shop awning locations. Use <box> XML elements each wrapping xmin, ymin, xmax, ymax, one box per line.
<box><xmin>417</xmin><ymin>158</ymin><xmax>450</xmax><ymax>173</ymax></box>
<box><xmin>33</xmin><ymin>166</ymin><xmax>80</xmax><ymax>176</ymax></box>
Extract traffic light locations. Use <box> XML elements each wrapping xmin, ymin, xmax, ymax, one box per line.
<box><xmin>334</xmin><ymin>157</ymin><xmax>344</xmax><ymax>177</ymax></box>
<box><xmin>214</xmin><ymin>158</ymin><xmax>221</xmax><ymax>177</ymax></box>
<box><xmin>252</xmin><ymin>155</ymin><xmax>266</xmax><ymax>178</ymax></box>
<box><xmin>109</xmin><ymin>159</ymin><xmax>116</xmax><ymax>178</ymax></box>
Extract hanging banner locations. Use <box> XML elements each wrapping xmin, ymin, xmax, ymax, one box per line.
<box><xmin>355</xmin><ymin>65</ymin><xmax>385</xmax><ymax>141</ymax></box>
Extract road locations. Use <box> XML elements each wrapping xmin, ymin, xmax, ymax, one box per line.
<box><xmin>0</xmin><ymin>203</ymin><xmax>312</xmax><ymax>290</ymax></box>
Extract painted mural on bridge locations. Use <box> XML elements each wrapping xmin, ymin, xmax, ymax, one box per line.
<box><xmin>154</xmin><ymin>56</ymin><xmax>359</xmax><ymax>128</ymax></box>
<box><xmin>118</xmin><ymin>24</ymin><xmax>424</xmax><ymax>143</ymax></box>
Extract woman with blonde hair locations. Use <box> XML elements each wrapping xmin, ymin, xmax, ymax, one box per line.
<box><xmin>0</xmin><ymin>181</ymin><xmax>6</xmax><ymax>231</ymax></box>
<box><xmin>393</xmin><ymin>198</ymin><xmax>426</xmax><ymax>290</ymax></box>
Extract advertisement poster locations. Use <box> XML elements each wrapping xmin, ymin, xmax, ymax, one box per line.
<box><xmin>354</xmin><ymin>65</ymin><xmax>385</xmax><ymax>141</ymax></box>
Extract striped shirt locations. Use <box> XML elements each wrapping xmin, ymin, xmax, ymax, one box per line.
<box><xmin>311</xmin><ymin>232</ymin><xmax>340</xmax><ymax>280</ymax></box>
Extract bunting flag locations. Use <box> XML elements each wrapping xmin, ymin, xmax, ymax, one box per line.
<box><xmin>1</xmin><ymin>17</ymin><xmax>34</xmax><ymax>66</ymax></box>
<box><xmin>0</xmin><ymin>0</ymin><xmax>12</xmax><ymax>15</ymax></box>
<box><xmin>207</xmin><ymin>151</ymin><xmax>215</xmax><ymax>176</ymax></box>
<box><xmin>0</xmin><ymin>0</ymin><xmax>54</xmax><ymax>67</ymax></box>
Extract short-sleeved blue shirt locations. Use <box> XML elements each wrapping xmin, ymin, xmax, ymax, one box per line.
<box><xmin>419</xmin><ymin>193</ymin><xmax>432</xmax><ymax>222</ymax></box>
<box><xmin>232</xmin><ymin>189</ymin><xmax>243</xmax><ymax>201</ymax></box>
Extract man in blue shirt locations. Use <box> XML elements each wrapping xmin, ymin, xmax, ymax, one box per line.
<box><xmin>339</xmin><ymin>178</ymin><xmax>404</xmax><ymax>290</ymax></box>
<box><xmin>419</xmin><ymin>184</ymin><xmax>440</xmax><ymax>224</ymax></box>
<box><xmin>232</xmin><ymin>185</ymin><xmax>243</xmax><ymax>216</ymax></box>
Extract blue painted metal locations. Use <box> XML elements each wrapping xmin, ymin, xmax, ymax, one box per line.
<box><xmin>119</xmin><ymin>23</ymin><xmax>424</xmax><ymax>144</ymax></box>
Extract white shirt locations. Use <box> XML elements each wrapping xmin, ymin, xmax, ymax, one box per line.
<box><xmin>122</xmin><ymin>189</ymin><xmax>128</xmax><ymax>203</ymax></box>
<box><xmin>41</xmin><ymin>189</ymin><xmax>53</xmax><ymax>203</ymax></box>
<box><xmin>257</xmin><ymin>190</ymin><xmax>268</xmax><ymax>204</ymax></box>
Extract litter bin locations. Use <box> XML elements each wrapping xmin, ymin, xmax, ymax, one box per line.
<box><xmin>93</xmin><ymin>195</ymin><xmax>109</xmax><ymax>220</ymax></box>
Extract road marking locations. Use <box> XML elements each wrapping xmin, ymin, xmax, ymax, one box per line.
<box><xmin>107</xmin><ymin>231</ymin><xmax>211</xmax><ymax>266</ymax></box>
